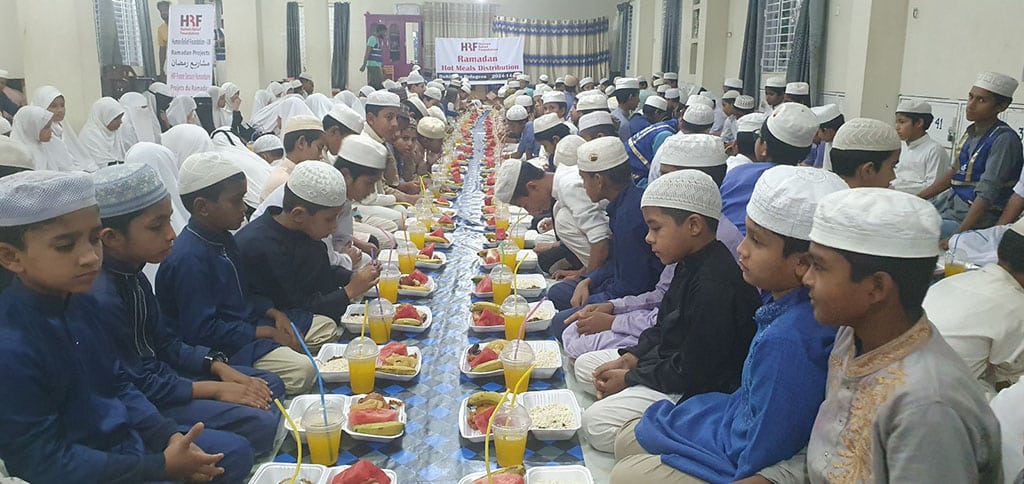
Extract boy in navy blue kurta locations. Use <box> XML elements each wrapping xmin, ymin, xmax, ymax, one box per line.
<box><xmin>92</xmin><ymin>163</ymin><xmax>284</xmax><ymax>457</ymax></box>
<box><xmin>0</xmin><ymin>171</ymin><xmax>246</xmax><ymax>484</ymax></box>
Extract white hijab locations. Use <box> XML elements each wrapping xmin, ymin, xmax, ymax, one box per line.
<box><xmin>30</xmin><ymin>85</ymin><xmax>98</xmax><ymax>172</ymax></box>
<box><xmin>125</xmin><ymin>142</ymin><xmax>189</xmax><ymax>235</ymax></box>
<box><xmin>334</xmin><ymin>90</ymin><xmax>366</xmax><ymax>118</ymax></box>
<box><xmin>252</xmin><ymin>89</ymin><xmax>274</xmax><ymax>114</ymax></box>
<box><xmin>162</xmin><ymin>124</ymin><xmax>213</xmax><ymax>168</ymax></box>
<box><xmin>251</xmin><ymin>95</ymin><xmax>312</xmax><ymax>135</ymax></box>
<box><xmin>211</xmin><ymin>128</ymin><xmax>272</xmax><ymax>209</ymax></box>
<box><xmin>166</xmin><ymin>96</ymin><xmax>197</xmax><ymax>126</ymax></box>
<box><xmin>79</xmin><ymin>97</ymin><xmax>126</xmax><ymax>167</ymax></box>
<box><xmin>119</xmin><ymin>91</ymin><xmax>162</xmax><ymax>147</ymax></box>
<box><xmin>306</xmin><ymin>93</ymin><xmax>334</xmax><ymax>119</ymax></box>
<box><xmin>217</xmin><ymin>82</ymin><xmax>240</xmax><ymax>128</ymax></box>
<box><xmin>11</xmin><ymin>106</ymin><xmax>76</xmax><ymax>172</ymax></box>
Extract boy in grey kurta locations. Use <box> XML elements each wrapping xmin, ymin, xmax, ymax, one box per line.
<box><xmin>745</xmin><ymin>188</ymin><xmax>1002</xmax><ymax>484</ymax></box>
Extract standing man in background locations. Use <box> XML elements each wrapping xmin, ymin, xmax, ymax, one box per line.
<box><xmin>360</xmin><ymin>24</ymin><xmax>387</xmax><ymax>90</ymax></box>
<box><xmin>157</xmin><ymin>1</ymin><xmax>170</xmax><ymax>80</ymax></box>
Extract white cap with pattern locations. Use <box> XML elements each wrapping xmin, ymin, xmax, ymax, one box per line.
<box><xmin>737</xmin><ymin>112</ymin><xmax>766</xmax><ymax>133</ymax></box>
<box><xmin>654</xmin><ymin>133</ymin><xmax>727</xmax><ymax>168</ymax></box>
<box><xmin>534</xmin><ymin>113</ymin><xmax>563</xmax><ymax>135</ymax></box>
<box><xmin>896</xmin><ymin>99</ymin><xmax>932</xmax><ymax>114</ymax></box>
<box><xmin>734</xmin><ymin>95</ymin><xmax>756</xmax><ymax>111</ymax></box>
<box><xmin>641</xmin><ymin>169</ymin><xmax>721</xmax><ymax>220</ymax></box>
<box><xmin>515</xmin><ymin>95</ymin><xmax>533</xmax><ymax>107</ymax></box>
<box><xmin>178</xmin><ymin>152</ymin><xmax>243</xmax><ymax>195</ymax></box>
<box><xmin>494</xmin><ymin>158</ymin><xmax>523</xmax><ymax>204</ymax></box>
<box><xmin>0</xmin><ymin>170</ymin><xmax>96</xmax><ymax>226</ymax></box>
<box><xmin>747</xmin><ymin>165</ymin><xmax>848</xmax><ymax>240</ymax></box>
<box><xmin>974</xmin><ymin>71</ymin><xmax>1019</xmax><ymax>98</ymax></box>
<box><xmin>365</xmin><ymin>90</ymin><xmax>401</xmax><ymax>107</ymax></box>
<box><xmin>287</xmin><ymin>160</ymin><xmax>346</xmax><ymax>208</ymax></box>
<box><xmin>683</xmin><ymin>104</ymin><xmax>715</xmax><ymax>126</ymax></box>
<box><xmin>645</xmin><ymin>96</ymin><xmax>669</xmax><ymax>111</ymax></box>
<box><xmin>576</xmin><ymin>93</ymin><xmax>608</xmax><ymax>111</ymax></box>
<box><xmin>765</xmin><ymin>103</ymin><xmax>819</xmax><ymax>148</ymax></box>
<box><xmin>554</xmin><ymin>135</ymin><xmax>586</xmax><ymax>167</ymax></box>
<box><xmin>506</xmin><ymin>105</ymin><xmax>528</xmax><ymax>122</ymax></box>
<box><xmin>811</xmin><ymin>188</ymin><xmax>941</xmax><ymax>257</ymax></box>
<box><xmin>576</xmin><ymin>137</ymin><xmax>628</xmax><ymax>172</ymax></box>
<box><xmin>94</xmin><ymin>163</ymin><xmax>168</xmax><ymax>218</ymax></box>
<box><xmin>722</xmin><ymin>90</ymin><xmax>740</xmax><ymax>100</ymax></box>
<box><xmin>416</xmin><ymin>117</ymin><xmax>447</xmax><ymax>140</ymax></box>
<box><xmin>765</xmin><ymin>76</ymin><xmax>787</xmax><ymax>88</ymax></box>
<box><xmin>338</xmin><ymin>134</ymin><xmax>387</xmax><ymax>169</ymax></box>
<box><xmin>831</xmin><ymin>118</ymin><xmax>901</xmax><ymax>152</ymax></box>
<box><xmin>579</xmin><ymin>111</ymin><xmax>614</xmax><ymax>132</ymax></box>
<box><xmin>252</xmin><ymin>134</ymin><xmax>284</xmax><ymax>154</ymax></box>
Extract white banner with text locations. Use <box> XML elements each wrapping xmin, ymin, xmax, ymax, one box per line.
<box><xmin>167</xmin><ymin>4</ymin><xmax>216</xmax><ymax>96</ymax></box>
<box><xmin>435</xmin><ymin>37</ymin><xmax>524</xmax><ymax>84</ymax></box>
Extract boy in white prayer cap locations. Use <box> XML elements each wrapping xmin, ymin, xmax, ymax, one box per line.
<box><xmin>629</xmin><ymin>96</ymin><xmax>670</xmax><ymax>137</ymax></box>
<box><xmin>762</xmin><ymin>77</ymin><xmax>786</xmax><ymax>115</ymax></box>
<box><xmin>891</xmin><ymin>99</ymin><xmax>951</xmax><ymax>194</ymax></box>
<box><xmin>252</xmin><ymin>133</ymin><xmax>284</xmax><ymax>164</ymax></box>
<box><xmin>613</xmin><ymin>78</ymin><xmax>642</xmax><ymax>142</ymax></box>
<box><xmin>919</xmin><ymin>71</ymin><xmax>1024</xmax><ymax>239</ymax></box>
<box><xmin>260</xmin><ymin>114</ymin><xmax>325</xmax><ymax>200</ymax></box>
<box><xmin>0</xmin><ymin>170</ymin><xmax>230</xmax><ymax>482</ymax></box>
<box><xmin>749</xmin><ymin>188</ymin><xmax>1000</xmax><ymax>484</ymax></box>
<box><xmin>828</xmin><ymin>117</ymin><xmax>901</xmax><ymax>188</ymax></box>
<box><xmin>610</xmin><ymin>165</ymin><xmax>845</xmax><ymax>483</ymax></box>
<box><xmin>236</xmin><ymin>162</ymin><xmax>378</xmax><ymax>324</ymax></box>
<box><xmin>157</xmin><ymin>153</ymin><xmax>336</xmax><ymax>394</ymax></box>
<box><xmin>574</xmin><ymin>170</ymin><xmax>760</xmax><ymax>453</ymax></box>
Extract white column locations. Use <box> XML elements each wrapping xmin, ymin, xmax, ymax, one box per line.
<box><xmin>301</xmin><ymin>0</ymin><xmax>331</xmax><ymax>93</ymax></box>
<box><xmin>222</xmin><ymin>0</ymin><xmax>265</xmax><ymax>118</ymax></box>
<box><xmin>843</xmin><ymin>0</ymin><xmax>909</xmax><ymax>119</ymax></box>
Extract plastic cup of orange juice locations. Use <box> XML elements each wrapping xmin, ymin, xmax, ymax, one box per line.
<box><xmin>367</xmin><ymin>298</ymin><xmax>396</xmax><ymax>344</ymax></box>
<box><xmin>344</xmin><ymin>336</ymin><xmax>379</xmax><ymax>394</ymax></box>
<box><xmin>499</xmin><ymin>339</ymin><xmax>534</xmax><ymax>394</ymax></box>
<box><xmin>492</xmin><ymin>402</ymin><xmax>532</xmax><ymax>467</ymax></box>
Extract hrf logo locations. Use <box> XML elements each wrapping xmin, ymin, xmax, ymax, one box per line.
<box><xmin>461</xmin><ymin>42</ymin><xmax>482</xmax><ymax>51</ymax></box>
<box><xmin>181</xmin><ymin>14</ymin><xmax>203</xmax><ymax>28</ymax></box>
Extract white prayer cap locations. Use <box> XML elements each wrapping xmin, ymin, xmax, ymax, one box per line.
<box><xmin>641</xmin><ymin>169</ymin><xmax>721</xmax><ymax>220</ymax></box>
<box><xmin>579</xmin><ymin>111</ymin><xmax>614</xmax><ymax>132</ymax></box>
<box><xmin>580</xmin><ymin>77</ymin><xmax>595</xmax><ymax>87</ymax></box>
<box><xmin>398</xmin><ymin>77</ymin><xmax>408</xmax><ymax>84</ymax></box>
<box><xmin>506</xmin><ymin>105</ymin><xmax>529</xmax><ymax>122</ymax></box>
<box><xmin>576</xmin><ymin>93</ymin><xmax>608</xmax><ymax>111</ymax></box>
<box><xmin>653</xmin><ymin>71</ymin><xmax>664</xmax><ymax>79</ymax></box>
<box><xmin>534</xmin><ymin>113</ymin><xmax>563</xmax><ymax>135</ymax></box>
<box><xmin>765</xmin><ymin>102</ymin><xmax>819</xmax><ymax>148</ymax></box>
<box><xmin>656</xmin><ymin>84</ymin><xmax>670</xmax><ymax>94</ymax></box>
<box><xmin>515</xmin><ymin>95</ymin><xmax>533</xmax><ymax>107</ymax></box>
<box><xmin>298</xmin><ymin>72</ymin><xmax>312</xmax><ymax>81</ymax></box>
<box><xmin>494</xmin><ymin>158</ymin><xmax>522</xmax><ymax>204</ymax></box>
<box><xmin>785</xmin><ymin>82</ymin><xmax>810</xmax><ymax>96</ymax></box>
<box><xmin>427</xmin><ymin>80</ymin><xmax>445</xmax><ymax>91</ymax></box>
<box><xmin>365</xmin><ymin>90</ymin><xmax>401</xmax><ymax>108</ymax></box>
<box><xmin>654</xmin><ymin>133</ymin><xmax>727</xmax><ymax>168</ymax></box>
<box><xmin>252</xmin><ymin>134</ymin><xmax>284</xmax><ymax>154</ymax></box>
<box><xmin>685</xmin><ymin>94</ymin><xmax>713</xmax><ymax>108</ymax></box>
<box><xmin>645</xmin><ymin>95</ymin><xmax>669</xmax><ymax>111</ymax></box>
<box><xmin>724</xmin><ymin>78</ymin><xmax>743</xmax><ymax>89</ymax></box>
<box><xmin>0</xmin><ymin>117</ymin><xmax>10</xmax><ymax>135</ymax></box>
<box><xmin>765</xmin><ymin>76</ymin><xmax>787</xmax><ymax>88</ymax></box>
<box><xmin>0</xmin><ymin>138</ymin><xmax>32</xmax><ymax>171</ymax></box>
<box><xmin>544</xmin><ymin>91</ymin><xmax>568</xmax><ymax>105</ymax></box>
<box><xmin>811</xmin><ymin>188</ymin><xmax>941</xmax><ymax>258</ymax></box>
<box><xmin>974</xmin><ymin>71</ymin><xmax>1019</xmax><ymax>98</ymax></box>
<box><xmin>652</xmin><ymin>78</ymin><xmax>665</xmax><ymax>88</ymax></box>
<box><xmin>896</xmin><ymin>99</ymin><xmax>932</xmax><ymax>114</ymax></box>
<box><xmin>534</xmin><ymin>84</ymin><xmax>552</xmax><ymax>97</ymax></box>
<box><xmin>338</xmin><ymin>134</ymin><xmax>387</xmax><ymax>169</ymax></box>
<box><xmin>0</xmin><ymin>170</ymin><xmax>97</xmax><ymax>227</ymax></box>
<box><xmin>407</xmin><ymin>71</ymin><xmax>425</xmax><ymax>84</ymax></box>
<box><xmin>417</xmin><ymin>117</ymin><xmax>447</xmax><ymax>140</ymax></box>
<box><xmin>382</xmin><ymin>80</ymin><xmax>399</xmax><ymax>90</ymax></box>
<box><xmin>663</xmin><ymin>72</ymin><xmax>679</xmax><ymax>80</ymax></box>
<box><xmin>832</xmin><ymin>118</ymin><xmax>901</xmax><ymax>152</ymax></box>
<box><xmin>498</xmin><ymin>86</ymin><xmax>509</xmax><ymax>98</ymax></box>
<box><xmin>555</xmin><ymin>77</ymin><xmax>565</xmax><ymax>85</ymax></box>
<box><xmin>576</xmin><ymin>137</ymin><xmax>628</xmax><ymax>172</ymax></box>
<box><xmin>520</xmin><ymin>74</ymin><xmax>531</xmax><ymax>83</ymax></box>
<box><xmin>508</xmin><ymin>80</ymin><xmax>521</xmax><ymax>89</ymax></box>
<box><xmin>286</xmin><ymin>160</ymin><xmax>346</xmax><ymax>208</ymax></box>
<box><xmin>539</xmin><ymin>74</ymin><xmax>550</xmax><ymax>82</ymax></box>
<box><xmin>737</xmin><ymin>112</ymin><xmax>766</xmax><ymax>133</ymax></box>
<box><xmin>811</xmin><ymin>104</ymin><xmax>842</xmax><ymax>124</ymax></box>
<box><xmin>683</xmin><ymin>104</ymin><xmax>715</xmax><ymax>126</ymax></box>
<box><xmin>665</xmin><ymin>88</ymin><xmax>681</xmax><ymax>100</ymax></box>
<box><xmin>1010</xmin><ymin>217</ymin><xmax>1024</xmax><ymax>236</ymax></box>
<box><xmin>326</xmin><ymin>103</ymin><xmax>365</xmax><ymax>133</ymax></box>
<box><xmin>554</xmin><ymin>135</ymin><xmax>586</xmax><ymax>167</ymax></box>
<box><xmin>605</xmin><ymin>86</ymin><xmax>616</xmax><ymax>96</ymax></box>
<box><xmin>747</xmin><ymin>165</ymin><xmax>848</xmax><ymax>240</ymax></box>
<box><xmin>427</xmin><ymin>106</ymin><xmax>446</xmax><ymax>121</ymax></box>
<box><xmin>734</xmin><ymin>95</ymin><xmax>757</xmax><ymax>111</ymax></box>
<box><xmin>722</xmin><ymin>90</ymin><xmax>740</xmax><ymax>101</ymax></box>
<box><xmin>359</xmin><ymin>86</ymin><xmax>375</xmax><ymax>97</ymax></box>
<box><xmin>424</xmin><ymin>86</ymin><xmax>443</xmax><ymax>101</ymax></box>
<box><xmin>282</xmin><ymin>114</ymin><xmax>324</xmax><ymax>135</ymax></box>
<box><xmin>178</xmin><ymin>152</ymin><xmax>243</xmax><ymax>195</ymax></box>
<box><xmin>564</xmin><ymin>75</ymin><xmax>579</xmax><ymax>87</ymax></box>
<box><xmin>94</xmin><ymin>163</ymin><xmax>168</xmax><ymax>218</ymax></box>
<box><xmin>614</xmin><ymin>78</ymin><xmax>640</xmax><ymax>90</ymax></box>
<box><xmin>289</xmin><ymin>79</ymin><xmax>303</xmax><ymax>89</ymax></box>
<box><xmin>637</xmin><ymin>76</ymin><xmax>646</xmax><ymax>83</ymax></box>
<box><xmin>462</xmin><ymin>83</ymin><xmax>471</xmax><ymax>94</ymax></box>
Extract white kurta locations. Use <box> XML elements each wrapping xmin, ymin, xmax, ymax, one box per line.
<box><xmin>891</xmin><ymin>134</ymin><xmax>951</xmax><ymax>194</ymax></box>
<box><xmin>725</xmin><ymin>153</ymin><xmax>754</xmax><ymax>173</ymax></box>
<box><xmin>759</xmin><ymin>319</ymin><xmax>1001</xmax><ymax>484</ymax></box>
<box><xmin>990</xmin><ymin>377</ymin><xmax>1024</xmax><ymax>484</ymax></box>
<box><xmin>551</xmin><ymin>163</ymin><xmax>611</xmax><ymax>266</ymax></box>
<box><xmin>924</xmin><ymin>263</ymin><xmax>1024</xmax><ymax>396</ymax></box>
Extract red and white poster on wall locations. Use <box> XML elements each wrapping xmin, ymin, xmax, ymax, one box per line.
<box><xmin>167</xmin><ymin>4</ymin><xmax>216</xmax><ymax>96</ymax></box>
<box><xmin>435</xmin><ymin>37</ymin><xmax>524</xmax><ymax>84</ymax></box>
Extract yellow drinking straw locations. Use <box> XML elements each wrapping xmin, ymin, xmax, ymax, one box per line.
<box><xmin>360</xmin><ymin>300</ymin><xmax>370</xmax><ymax>340</ymax></box>
<box><xmin>482</xmin><ymin>364</ymin><xmax>537</xmax><ymax>483</ymax></box>
<box><xmin>273</xmin><ymin>398</ymin><xmax>302</xmax><ymax>484</ymax></box>
<box><xmin>512</xmin><ymin>256</ymin><xmax>525</xmax><ymax>298</ymax></box>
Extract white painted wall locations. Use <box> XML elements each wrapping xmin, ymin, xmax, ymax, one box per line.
<box><xmin>0</xmin><ymin>0</ymin><xmax>24</xmax><ymax>78</ymax></box>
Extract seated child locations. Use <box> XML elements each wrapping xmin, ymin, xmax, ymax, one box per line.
<box><xmin>0</xmin><ymin>171</ymin><xmax>245</xmax><ymax>483</ymax></box>
<box><xmin>828</xmin><ymin>117</ymin><xmax>901</xmax><ymax>188</ymax></box>
<box><xmin>608</xmin><ymin>166</ymin><xmax>846</xmax><ymax>483</ymax></box>
<box><xmin>92</xmin><ymin>163</ymin><xmax>284</xmax><ymax>457</ymax></box>
<box><xmin>574</xmin><ymin>170</ymin><xmax>761</xmax><ymax>453</ymax></box>
<box><xmin>236</xmin><ymin>161</ymin><xmax>379</xmax><ymax>322</ymax></box>
<box><xmin>749</xmin><ymin>188</ymin><xmax>1001</xmax><ymax>483</ymax></box>
<box><xmin>892</xmin><ymin>99</ymin><xmax>950</xmax><ymax>194</ymax></box>
<box><xmin>157</xmin><ymin>152</ymin><xmax>338</xmax><ymax>395</ymax></box>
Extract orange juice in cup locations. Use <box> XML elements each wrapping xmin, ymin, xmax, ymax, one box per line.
<box><xmin>345</xmin><ymin>337</ymin><xmax>379</xmax><ymax>394</ymax></box>
<box><xmin>367</xmin><ymin>298</ymin><xmax>396</xmax><ymax>344</ymax></box>
<box><xmin>492</xmin><ymin>403</ymin><xmax>532</xmax><ymax>467</ymax></box>
<box><xmin>398</xmin><ymin>245</ymin><xmax>417</xmax><ymax>275</ymax></box>
<box><xmin>495</xmin><ymin>204</ymin><xmax>510</xmax><ymax>231</ymax></box>
<box><xmin>302</xmin><ymin>403</ymin><xmax>345</xmax><ymax>465</ymax></box>
<box><xmin>944</xmin><ymin>249</ymin><xmax>968</xmax><ymax>277</ymax></box>
<box><xmin>408</xmin><ymin>221</ymin><xmax>427</xmax><ymax>250</ymax></box>
<box><xmin>501</xmin><ymin>243</ymin><xmax>519</xmax><ymax>270</ymax></box>
<box><xmin>510</xmin><ymin>223</ymin><xmax>527</xmax><ymax>249</ymax></box>
<box><xmin>499</xmin><ymin>339</ymin><xmax>534</xmax><ymax>394</ymax></box>
<box><xmin>490</xmin><ymin>265</ymin><xmax>513</xmax><ymax>304</ymax></box>
<box><xmin>378</xmin><ymin>266</ymin><xmax>401</xmax><ymax>303</ymax></box>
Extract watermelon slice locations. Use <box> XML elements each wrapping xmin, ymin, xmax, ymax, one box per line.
<box><xmin>348</xmin><ymin>408</ymin><xmax>399</xmax><ymax>426</ymax></box>
<box><xmin>471</xmin><ymin>474</ymin><xmax>523</xmax><ymax>484</ymax></box>
<box><xmin>475</xmin><ymin>275</ymin><xmax>493</xmax><ymax>294</ymax></box>
<box><xmin>408</xmin><ymin>270</ymin><xmax>429</xmax><ymax>285</ymax></box>
<box><xmin>377</xmin><ymin>342</ymin><xmax>408</xmax><ymax>365</ymax></box>
<box><xmin>452</xmin><ymin>171</ymin><xmax>463</xmax><ymax>184</ymax></box>
<box><xmin>429</xmin><ymin>228</ymin><xmax>446</xmax><ymax>238</ymax></box>
<box><xmin>471</xmin><ymin>404</ymin><xmax>497</xmax><ymax>432</ymax></box>
<box><xmin>394</xmin><ymin>304</ymin><xmax>422</xmax><ymax>322</ymax></box>
<box><xmin>469</xmin><ymin>347</ymin><xmax>499</xmax><ymax>368</ymax></box>
<box><xmin>419</xmin><ymin>244</ymin><xmax>435</xmax><ymax>258</ymax></box>
<box><xmin>438</xmin><ymin>214</ymin><xmax>454</xmax><ymax>225</ymax></box>
<box><xmin>483</xmin><ymin>249</ymin><xmax>501</xmax><ymax>265</ymax></box>
<box><xmin>476</xmin><ymin>309</ymin><xmax>505</xmax><ymax>327</ymax></box>
<box><xmin>332</xmin><ymin>460</ymin><xmax>392</xmax><ymax>484</ymax></box>
<box><xmin>436</xmin><ymin>196</ymin><xmax>450</xmax><ymax>205</ymax></box>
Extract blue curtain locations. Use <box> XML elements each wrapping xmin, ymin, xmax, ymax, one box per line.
<box><xmin>331</xmin><ymin>2</ymin><xmax>350</xmax><ymax>89</ymax></box>
<box><xmin>738</xmin><ymin>0</ymin><xmax>766</xmax><ymax>98</ymax></box>
<box><xmin>135</xmin><ymin>0</ymin><xmax>156</xmax><ymax>76</ymax></box>
<box><xmin>786</xmin><ymin>0</ymin><xmax>827</xmax><ymax>103</ymax></box>
<box><xmin>286</xmin><ymin>2</ymin><xmax>301</xmax><ymax>78</ymax></box>
<box><xmin>660</xmin><ymin>0</ymin><xmax>681</xmax><ymax>72</ymax></box>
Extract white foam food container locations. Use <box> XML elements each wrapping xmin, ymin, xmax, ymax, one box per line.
<box><xmin>339</xmin><ymin>303</ymin><xmax>433</xmax><ymax>335</ymax></box>
<box><xmin>320</xmin><ymin>465</ymin><xmax>399</xmax><ymax>484</ymax></box>
<box><xmin>467</xmin><ymin>300</ymin><xmax>555</xmax><ymax>334</ymax></box>
<box><xmin>526</xmin><ymin>465</ymin><xmax>594</xmax><ymax>484</ymax></box>
<box><xmin>344</xmin><ymin>394</ymin><xmax>407</xmax><ymax>443</ymax></box>
<box><xmin>315</xmin><ymin>344</ymin><xmax>422</xmax><ymax>383</ymax></box>
<box><xmin>377</xmin><ymin>249</ymin><xmax>448</xmax><ymax>271</ymax></box>
<box><xmin>457</xmin><ymin>470</ymin><xmax>528</xmax><ymax>484</ymax></box>
<box><xmin>247</xmin><ymin>463</ymin><xmax>327</xmax><ymax>484</ymax></box>
<box><xmin>393</xmin><ymin>230</ymin><xmax>453</xmax><ymax>250</ymax></box>
<box><xmin>478</xmin><ymin>249</ymin><xmax>539</xmax><ymax>272</ymax></box>
<box><xmin>363</xmin><ymin>275</ymin><xmax>436</xmax><ymax>298</ymax></box>
<box><xmin>283</xmin><ymin>394</ymin><xmax>350</xmax><ymax>442</ymax></box>
<box><xmin>459</xmin><ymin>340</ymin><xmax>561</xmax><ymax>380</ymax></box>
<box><xmin>521</xmin><ymin>389</ymin><xmax>582</xmax><ymax>441</ymax></box>
<box><xmin>472</xmin><ymin>274</ymin><xmax>548</xmax><ymax>300</ymax></box>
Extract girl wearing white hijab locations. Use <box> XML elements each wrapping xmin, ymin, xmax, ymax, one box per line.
<box><xmin>147</xmin><ymin>81</ymin><xmax>174</xmax><ymax>130</ymax></box>
<box><xmin>211</xmin><ymin>127</ymin><xmax>272</xmax><ymax>210</ymax></box>
<box><xmin>165</xmin><ymin>95</ymin><xmax>197</xmax><ymax>126</ymax></box>
<box><xmin>216</xmin><ymin>82</ymin><xmax>241</xmax><ymax>129</ymax></box>
<box><xmin>118</xmin><ymin>91</ymin><xmax>162</xmax><ymax>147</ymax></box>
<box><xmin>11</xmin><ymin>106</ymin><xmax>76</xmax><ymax>171</ymax></box>
<box><xmin>30</xmin><ymin>85</ymin><xmax>98</xmax><ymax>171</ymax></box>
<box><xmin>334</xmin><ymin>90</ymin><xmax>366</xmax><ymax>117</ymax></box>
<box><xmin>161</xmin><ymin>123</ymin><xmax>213</xmax><ymax>168</ymax></box>
<box><xmin>250</xmin><ymin>95</ymin><xmax>313</xmax><ymax>136</ymax></box>
<box><xmin>78</xmin><ymin>97</ymin><xmax>127</xmax><ymax>166</ymax></box>
<box><xmin>0</xmin><ymin>117</ymin><xmax>11</xmax><ymax>136</ymax></box>
<box><xmin>124</xmin><ymin>142</ymin><xmax>189</xmax><ymax>282</ymax></box>
<box><xmin>306</xmin><ymin>93</ymin><xmax>334</xmax><ymax>119</ymax></box>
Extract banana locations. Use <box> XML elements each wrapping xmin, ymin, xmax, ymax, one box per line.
<box><xmin>471</xmin><ymin>359</ymin><xmax>503</xmax><ymax>373</ymax></box>
<box><xmin>416</xmin><ymin>257</ymin><xmax>443</xmax><ymax>264</ymax></box>
<box><xmin>467</xmin><ymin>391</ymin><xmax>504</xmax><ymax>407</ymax></box>
<box><xmin>377</xmin><ymin>365</ymin><xmax>417</xmax><ymax>375</ymax></box>
<box><xmin>471</xmin><ymin>301</ymin><xmax>502</xmax><ymax>313</ymax></box>
<box><xmin>352</xmin><ymin>421</ymin><xmax>405</xmax><ymax>436</ymax></box>
<box><xmin>393</xmin><ymin>317</ymin><xmax>423</xmax><ymax>327</ymax></box>
<box><xmin>400</xmin><ymin>284</ymin><xmax>431</xmax><ymax>292</ymax></box>
<box><xmin>425</xmin><ymin>235</ymin><xmax>449</xmax><ymax>244</ymax></box>
<box><xmin>485</xmin><ymin>339</ymin><xmax>509</xmax><ymax>353</ymax></box>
